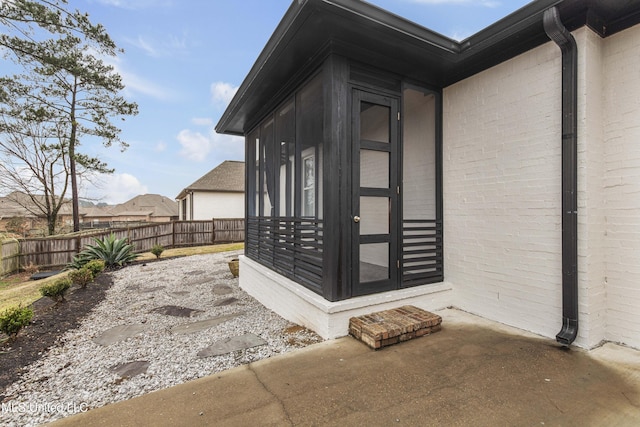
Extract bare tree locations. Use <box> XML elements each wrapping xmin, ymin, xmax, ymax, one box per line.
<box><xmin>0</xmin><ymin>102</ymin><xmax>71</xmax><ymax>235</ymax></box>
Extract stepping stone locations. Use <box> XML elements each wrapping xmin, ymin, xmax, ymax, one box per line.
<box><xmin>139</xmin><ymin>286</ymin><xmax>165</xmax><ymax>293</ymax></box>
<box><xmin>212</xmin><ymin>285</ymin><xmax>233</xmax><ymax>295</ymax></box>
<box><xmin>187</xmin><ymin>270</ymin><xmax>207</xmax><ymax>276</ymax></box>
<box><xmin>197</xmin><ymin>333</ymin><xmax>267</xmax><ymax>358</ymax></box>
<box><xmin>93</xmin><ymin>324</ymin><xmax>147</xmax><ymax>346</ymax></box>
<box><xmin>187</xmin><ymin>277</ymin><xmax>214</xmax><ymax>286</ymax></box>
<box><xmin>170</xmin><ymin>312</ymin><xmax>244</xmax><ymax>335</ymax></box>
<box><xmin>214</xmin><ymin>297</ymin><xmax>238</xmax><ymax>307</ymax></box>
<box><xmin>110</xmin><ymin>361</ymin><xmax>150</xmax><ymax>378</ymax></box>
<box><xmin>171</xmin><ymin>291</ymin><xmax>190</xmax><ymax>297</ymax></box>
<box><xmin>150</xmin><ymin>305</ymin><xmax>203</xmax><ymax>317</ymax></box>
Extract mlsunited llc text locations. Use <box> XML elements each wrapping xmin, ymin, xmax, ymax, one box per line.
<box><xmin>1</xmin><ymin>401</ymin><xmax>88</xmax><ymax>415</ymax></box>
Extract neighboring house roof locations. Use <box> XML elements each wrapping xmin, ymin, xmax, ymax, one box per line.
<box><xmin>111</xmin><ymin>210</ymin><xmax>154</xmax><ymax>217</ymax></box>
<box><xmin>216</xmin><ymin>0</ymin><xmax>640</xmax><ymax>135</ymax></box>
<box><xmin>0</xmin><ymin>196</ymin><xmax>30</xmax><ymax>218</ymax></box>
<box><xmin>80</xmin><ymin>206</ymin><xmax>115</xmax><ymax>218</ymax></box>
<box><xmin>176</xmin><ymin>160</ymin><xmax>245</xmax><ymax>200</ymax></box>
<box><xmin>111</xmin><ymin>194</ymin><xmax>179</xmax><ymax>218</ymax></box>
<box><xmin>0</xmin><ymin>191</ymin><xmax>73</xmax><ymax>218</ymax></box>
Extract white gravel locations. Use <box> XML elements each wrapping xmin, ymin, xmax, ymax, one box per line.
<box><xmin>1</xmin><ymin>251</ymin><xmax>323</xmax><ymax>426</ymax></box>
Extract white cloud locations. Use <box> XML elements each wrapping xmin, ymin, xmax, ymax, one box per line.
<box><xmin>123</xmin><ymin>31</ymin><xmax>189</xmax><ymax>58</ymax></box>
<box><xmin>211</xmin><ymin>82</ymin><xmax>238</xmax><ymax>107</ymax></box>
<box><xmin>124</xmin><ymin>35</ymin><xmax>160</xmax><ymax>57</ymax></box>
<box><xmin>100</xmin><ymin>55</ymin><xmax>173</xmax><ymax>100</ymax></box>
<box><xmin>155</xmin><ymin>141</ymin><xmax>167</xmax><ymax>152</ymax></box>
<box><xmin>118</xmin><ymin>68</ymin><xmax>173</xmax><ymax>100</ymax></box>
<box><xmin>177</xmin><ymin>129</ymin><xmax>211</xmax><ymax>162</ymax></box>
<box><xmin>191</xmin><ymin>117</ymin><xmax>213</xmax><ymax>126</ymax></box>
<box><xmin>82</xmin><ymin>173</ymin><xmax>149</xmax><ymax>204</ymax></box>
<box><xmin>177</xmin><ymin>128</ymin><xmax>243</xmax><ymax>163</ymax></box>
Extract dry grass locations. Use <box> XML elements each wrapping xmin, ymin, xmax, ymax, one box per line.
<box><xmin>0</xmin><ymin>272</ymin><xmax>69</xmax><ymax>313</ymax></box>
<box><xmin>0</xmin><ymin>243</ymin><xmax>244</xmax><ymax>312</ymax></box>
<box><xmin>135</xmin><ymin>242</ymin><xmax>244</xmax><ymax>261</ymax></box>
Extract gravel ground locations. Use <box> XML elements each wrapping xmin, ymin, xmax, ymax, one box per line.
<box><xmin>1</xmin><ymin>251</ymin><xmax>323</xmax><ymax>426</ymax></box>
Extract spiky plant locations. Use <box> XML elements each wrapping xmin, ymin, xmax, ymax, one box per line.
<box><xmin>68</xmin><ymin>233</ymin><xmax>138</xmax><ymax>269</ymax></box>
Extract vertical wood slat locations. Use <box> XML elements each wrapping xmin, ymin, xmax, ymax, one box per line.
<box><xmin>1</xmin><ymin>219</ymin><xmax>244</xmax><ymax>274</ymax></box>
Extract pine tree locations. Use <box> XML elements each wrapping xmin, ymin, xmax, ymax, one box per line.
<box><xmin>0</xmin><ymin>1</ymin><xmax>138</xmax><ymax>232</ymax></box>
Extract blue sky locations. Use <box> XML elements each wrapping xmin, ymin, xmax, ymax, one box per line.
<box><xmin>71</xmin><ymin>0</ymin><xmax>532</xmax><ymax>204</ymax></box>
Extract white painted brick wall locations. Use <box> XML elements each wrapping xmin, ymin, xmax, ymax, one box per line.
<box><xmin>444</xmin><ymin>40</ymin><xmax>564</xmax><ymax>340</ymax></box>
<box><xmin>602</xmin><ymin>24</ymin><xmax>640</xmax><ymax>349</ymax></box>
<box><xmin>444</xmin><ymin>24</ymin><xmax>640</xmax><ymax>350</ymax></box>
<box><xmin>576</xmin><ymin>28</ymin><xmax>607</xmax><ymax>348</ymax></box>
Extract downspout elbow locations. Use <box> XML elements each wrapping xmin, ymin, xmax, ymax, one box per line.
<box><xmin>543</xmin><ymin>6</ymin><xmax>579</xmax><ymax>346</ymax></box>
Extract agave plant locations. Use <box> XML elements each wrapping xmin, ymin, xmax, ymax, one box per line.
<box><xmin>68</xmin><ymin>233</ymin><xmax>138</xmax><ymax>269</ymax></box>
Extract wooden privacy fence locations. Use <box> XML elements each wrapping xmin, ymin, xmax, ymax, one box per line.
<box><xmin>0</xmin><ymin>238</ymin><xmax>20</xmax><ymax>277</ymax></box>
<box><xmin>1</xmin><ymin>219</ymin><xmax>244</xmax><ymax>274</ymax></box>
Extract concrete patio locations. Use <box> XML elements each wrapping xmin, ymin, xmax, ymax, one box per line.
<box><xmin>48</xmin><ymin>309</ymin><xmax>640</xmax><ymax>426</ymax></box>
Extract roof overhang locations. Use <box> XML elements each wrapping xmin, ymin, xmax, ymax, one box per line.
<box><xmin>216</xmin><ymin>0</ymin><xmax>640</xmax><ymax>136</ymax></box>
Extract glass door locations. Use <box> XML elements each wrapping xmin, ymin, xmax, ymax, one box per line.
<box><xmin>351</xmin><ymin>90</ymin><xmax>399</xmax><ymax>296</ymax></box>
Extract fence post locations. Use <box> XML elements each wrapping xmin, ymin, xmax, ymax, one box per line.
<box><xmin>212</xmin><ymin>218</ymin><xmax>216</xmax><ymax>244</ymax></box>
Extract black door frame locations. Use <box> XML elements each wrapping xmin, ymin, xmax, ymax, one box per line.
<box><xmin>351</xmin><ymin>89</ymin><xmax>400</xmax><ymax>296</ymax></box>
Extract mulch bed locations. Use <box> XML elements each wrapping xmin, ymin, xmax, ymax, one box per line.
<box><xmin>0</xmin><ymin>274</ymin><xmax>114</xmax><ymax>398</ymax></box>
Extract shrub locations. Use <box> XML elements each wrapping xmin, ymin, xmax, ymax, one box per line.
<box><xmin>68</xmin><ymin>268</ymin><xmax>94</xmax><ymax>288</ymax></box>
<box><xmin>67</xmin><ymin>233</ymin><xmax>138</xmax><ymax>269</ymax></box>
<box><xmin>84</xmin><ymin>259</ymin><xmax>105</xmax><ymax>277</ymax></box>
<box><xmin>40</xmin><ymin>278</ymin><xmax>72</xmax><ymax>302</ymax></box>
<box><xmin>0</xmin><ymin>305</ymin><xmax>33</xmax><ymax>338</ymax></box>
<box><xmin>151</xmin><ymin>244</ymin><xmax>164</xmax><ymax>259</ymax></box>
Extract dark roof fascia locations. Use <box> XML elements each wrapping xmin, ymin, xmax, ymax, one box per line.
<box><xmin>583</xmin><ymin>0</ymin><xmax>640</xmax><ymax>37</ymax></box>
<box><xmin>216</xmin><ymin>0</ymin><xmax>640</xmax><ymax>135</ymax></box>
<box><xmin>459</xmin><ymin>0</ymin><xmax>562</xmax><ymax>55</ymax></box>
<box><xmin>215</xmin><ymin>0</ymin><xmax>460</xmax><ymax>135</ymax></box>
<box><xmin>322</xmin><ymin>0</ymin><xmax>459</xmax><ymax>54</ymax></box>
<box><xmin>242</xmin><ymin>41</ymin><xmax>333</xmax><ymax>135</ymax></box>
<box><xmin>446</xmin><ymin>0</ymin><xmax>563</xmax><ymax>84</ymax></box>
<box><xmin>215</xmin><ymin>0</ymin><xmax>313</xmax><ymax>137</ymax></box>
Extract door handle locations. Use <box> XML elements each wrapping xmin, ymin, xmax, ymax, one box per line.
<box><xmin>353</xmin><ymin>216</ymin><xmax>361</xmax><ymax>223</ymax></box>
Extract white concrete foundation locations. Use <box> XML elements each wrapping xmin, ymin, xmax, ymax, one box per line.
<box><xmin>239</xmin><ymin>255</ymin><xmax>453</xmax><ymax>339</ymax></box>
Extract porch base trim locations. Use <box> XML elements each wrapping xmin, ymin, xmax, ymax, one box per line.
<box><xmin>239</xmin><ymin>255</ymin><xmax>453</xmax><ymax>339</ymax></box>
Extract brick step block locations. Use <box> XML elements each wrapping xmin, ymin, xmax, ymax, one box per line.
<box><xmin>349</xmin><ymin>305</ymin><xmax>442</xmax><ymax>349</ymax></box>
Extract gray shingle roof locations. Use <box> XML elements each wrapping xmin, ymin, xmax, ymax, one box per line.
<box><xmin>111</xmin><ymin>194</ymin><xmax>179</xmax><ymax>217</ymax></box>
<box><xmin>176</xmin><ymin>160</ymin><xmax>245</xmax><ymax>199</ymax></box>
